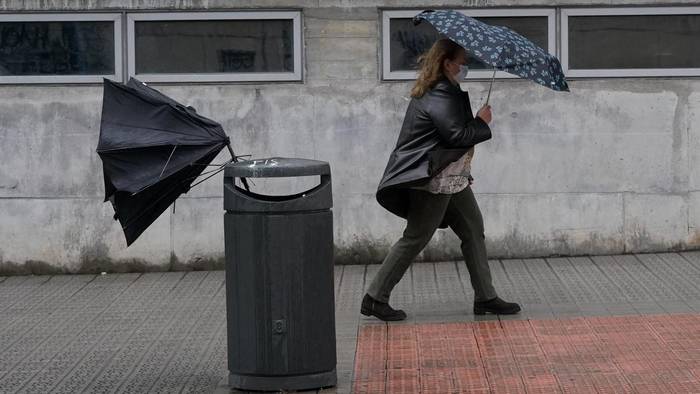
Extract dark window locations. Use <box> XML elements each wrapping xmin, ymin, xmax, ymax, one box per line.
<box><xmin>0</xmin><ymin>21</ymin><xmax>115</xmax><ymax>76</ymax></box>
<box><xmin>568</xmin><ymin>14</ymin><xmax>700</xmax><ymax>69</ymax></box>
<box><xmin>134</xmin><ymin>20</ymin><xmax>295</xmax><ymax>74</ymax></box>
<box><xmin>388</xmin><ymin>16</ymin><xmax>549</xmax><ymax>72</ymax></box>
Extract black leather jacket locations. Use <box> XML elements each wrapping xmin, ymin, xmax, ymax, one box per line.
<box><xmin>376</xmin><ymin>78</ymin><xmax>492</xmax><ymax>222</ymax></box>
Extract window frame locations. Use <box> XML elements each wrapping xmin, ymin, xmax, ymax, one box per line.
<box><xmin>562</xmin><ymin>6</ymin><xmax>700</xmax><ymax>78</ymax></box>
<box><xmin>0</xmin><ymin>13</ymin><xmax>123</xmax><ymax>84</ymax></box>
<box><xmin>126</xmin><ymin>11</ymin><xmax>303</xmax><ymax>83</ymax></box>
<box><xmin>381</xmin><ymin>8</ymin><xmax>556</xmax><ymax>81</ymax></box>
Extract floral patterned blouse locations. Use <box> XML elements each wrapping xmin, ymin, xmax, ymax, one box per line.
<box><xmin>415</xmin><ymin>147</ymin><xmax>474</xmax><ymax>194</ymax></box>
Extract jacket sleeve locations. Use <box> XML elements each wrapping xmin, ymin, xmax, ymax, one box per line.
<box><xmin>427</xmin><ymin>90</ymin><xmax>492</xmax><ymax>148</ymax></box>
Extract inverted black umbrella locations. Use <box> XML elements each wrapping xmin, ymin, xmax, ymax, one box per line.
<box><xmin>97</xmin><ymin>78</ymin><xmax>247</xmax><ymax>246</ymax></box>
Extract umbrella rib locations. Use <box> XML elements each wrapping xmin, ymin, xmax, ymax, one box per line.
<box><xmin>192</xmin><ymin>155</ymin><xmax>251</xmax><ymax>166</ymax></box>
<box><xmin>120</xmin><ymin>153</ymin><xmax>226</xmax><ymax>232</ymax></box>
<box><xmin>159</xmin><ymin>145</ymin><xmax>178</xmax><ymax>179</ymax></box>
<box><xmin>129</xmin><ymin>142</ymin><xmax>226</xmax><ymax>196</ymax></box>
<box><xmin>183</xmin><ymin>160</ymin><xmax>230</xmax><ymax>182</ymax></box>
<box><xmin>121</xmin><ymin>159</ymin><xmax>227</xmax><ymax>231</ymax></box>
<box><xmin>185</xmin><ymin>160</ymin><xmax>233</xmax><ymax>179</ymax></box>
<box><xmin>190</xmin><ymin>165</ymin><xmax>228</xmax><ymax>189</ymax></box>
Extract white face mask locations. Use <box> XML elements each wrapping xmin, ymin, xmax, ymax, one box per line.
<box><xmin>454</xmin><ymin>64</ymin><xmax>469</xmax><ymax>81</ymax></box>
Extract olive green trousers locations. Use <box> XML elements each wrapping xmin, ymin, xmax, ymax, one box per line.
<box><xmin>367</xmin><ymin>186</ymin><xmax>498</xmax><ymax>303</ymax></box>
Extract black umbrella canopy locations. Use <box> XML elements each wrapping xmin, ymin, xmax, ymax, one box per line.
<box><xmin>98</xmin><ymin>78</ymin><xmax>231</xmax><ymax>246</ymax></box>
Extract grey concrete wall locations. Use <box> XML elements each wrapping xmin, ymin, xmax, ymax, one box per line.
<box><xmin>2</xmin><ymin>0</ymin><xmax>700</xmax><ymax>273</ymax></box>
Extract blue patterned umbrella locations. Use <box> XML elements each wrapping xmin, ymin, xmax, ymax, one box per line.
<box><xmin>414</xmin><ymin>9</ymin><xmax>569</xmax><ymax>93</ymax></box>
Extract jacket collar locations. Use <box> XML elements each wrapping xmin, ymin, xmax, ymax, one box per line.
<box><xmin>433</xmin><ymin>77</ymin><xmax>463</xmax><ymax>94</ymax></box>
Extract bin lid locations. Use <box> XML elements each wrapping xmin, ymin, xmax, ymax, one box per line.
<box><xmin>224</xmin><ymin>157</ymin><xmax>330</xmax><ymax>178</ymax></box>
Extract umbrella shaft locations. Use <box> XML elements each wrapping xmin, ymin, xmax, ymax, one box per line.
<box><xmin>486</xmin><ymin>68</ymin><xmax>496</xmax><ymax>105</ymax></box>
<box><xmin>227</xmin><ymin>144</ymin><xmax>236</xmax><ymax>161</ymax></box>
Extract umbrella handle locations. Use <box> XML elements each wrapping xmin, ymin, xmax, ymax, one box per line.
<box><xmin>485</xmin><ymin>67</ymin><xmax>496</xmax><ymax>106</ymax></box>
<box><xmin>226</xmin><ymin>143</ymin><xmax>236</xmax><ymax>160</ymax></box>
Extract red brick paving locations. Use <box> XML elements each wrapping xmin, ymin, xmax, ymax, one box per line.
<box><xmin>352</xmin><ymin>314</ymin><xmax>700</xmax><ymax>393</ymax></box>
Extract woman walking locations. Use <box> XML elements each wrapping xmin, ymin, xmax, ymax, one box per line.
<box><xmin>361</xmin><ymin>39</ymin><xmax>521</xmax><ymax>321</ymax></box>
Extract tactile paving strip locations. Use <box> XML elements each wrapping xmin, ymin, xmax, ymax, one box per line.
<box><xmin>353</xmin><ymin>314</ymin><xmax>700</xmax><ymax>393</ymax></box>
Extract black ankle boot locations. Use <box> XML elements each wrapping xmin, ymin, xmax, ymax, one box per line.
<box><xmin>474</xmin><ymin>297</ymin><xmax>521</xmax><ymax>315</ymax></box>
<box><xmin>360</xmin><ymin>294</ymin><xmax>407</xmax><ymax>321</ymax></box>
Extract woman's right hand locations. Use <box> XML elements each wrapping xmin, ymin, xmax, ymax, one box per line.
<box><xmin>476</xmin><ymin>105</ymin><xmax>492</xmax><ymax>124</ymax></box>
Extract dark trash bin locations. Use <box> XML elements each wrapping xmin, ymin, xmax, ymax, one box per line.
<box><xmin>223</xmin><ymin>157</ymin><xmax>337</xmax><ymax>391</ymax></box>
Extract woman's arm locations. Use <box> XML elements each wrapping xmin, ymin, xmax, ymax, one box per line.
<box><xmin>428</xmin><ymin>90</ymin><xmax>492</xmax><ymax>148</ymax></box>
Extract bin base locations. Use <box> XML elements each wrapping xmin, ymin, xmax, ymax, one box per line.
<box><xmin>228</xmin><ymin>369</ymin><xmax>337</xmax><ymax>392</ymax></box>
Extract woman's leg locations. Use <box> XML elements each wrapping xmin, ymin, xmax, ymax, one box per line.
<box><xmin>445</xmin><ymin>186</ymin><xmax>498</xmax><ymax>302</ymax></box>
<box><xmin>367</xmin><ymin>189</ymin><xmax>451</xmax><ymax>303</ymax></box>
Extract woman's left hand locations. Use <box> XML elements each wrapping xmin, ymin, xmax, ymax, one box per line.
<box><xmin>476</xmin><ymin>105</ymin><xmax>492</xmax><ymax>124</ymax></box>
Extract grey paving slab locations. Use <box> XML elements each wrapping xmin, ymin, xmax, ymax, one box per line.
<box><xmin>336</xmin><ymin>265</ymin><xmax>364</xmax><ymax>335</ymax></box>
<box><xmin>137</xmin><ymin>280</ymin><xmax>226</xmax><ymax>394</ymax></box>
<box><xmin>488</xmin><ymin>259</ymin><xmax>517</xmax><ymax>301</ymax></box>
<box><xmin>570</xmin><ymin>257</ymin><xmax>629</xmax><ymax>303</ymax></box>
<box><xmin>336</xmin><ymin>265</ymin><xmax>365</xmax><ymax>316</ymax></box>
<box><xmin>636</xmin><ymin>253</ymin><xmax>700</xmax><ymax>300</ymax></box>
<box><xmin>663</xmin><ymin>253</ymin><xmax>700</xmax><ymax>280</ymax></box>
<box><xmin>500</xmin><ymin>259</ymin><xmax>555</xmax><ymax>320</ymax></box>
<box><xmin>686</xmin><ymin>301</ymin><xmax>700</xmax><ymax>314</ymax></box>
<box><xmin>679</xmin><ymin>251</ymin><xmax>700</xmax><ymax>271</ymax></box>
<box><xmin>411</xmin><ymin>262</ymin><xmax>440</xmax><ymax>312</ymax></box>
<box><xmin>110</xmin><ymin>273</ymin><xmax>211</xmax><ymax>393</ymax></box>
<box><xmin>0</xmin><ymin>276</ymin><xmax>51</xmax><ymax>316</ymax></box>
<box><xmin>522</xmin><ymin>258</ymin><xmax>578</xmax><ymax>311</ymax></box>
<box><xmin>653</xmin><ymin>253</ymin><xmax>700</xmax><ymax>300</ymax></box>
<box><xmin>614</xmin><ymin>254</ymin><xmax>682</xmax><ymax>302</ymax></box>
<box><xmin>45</xmin><ymin>273</ymin><xmax>182</xmax><ymax>394</ymax></box>
<box><xmin>590</xmin><ymin>256</ymin><xmax>659</xmax><ymax>303</ymax></box>
<box><xmin>454</xmin><ymin>261</ymin><xmax>477</xmax><ymax>303</ymax></box>
<box><xmin>567</xmin><ymin>256</ymin><xmax>644</xmax><ymax>316</ymax></box>
<box><xmin>0</xmin><ymin>273</ymin><xmax>137</xmax><ymax>393</ymax></box>
<box><xmin>602</xmin><ymin>305</ymin><xmax>641</xmax><ymax>316</ymax></box>
<box><xmin>547</xmin><ymin>257</ymin><xmax>606</xmax><ymax>305</ymax></box>
<box><xmin>434</xmin><ymin>261</ymin><xmax>469</xmax><ymax>314</ymax></box>
<box><xmin>388</xmin><ymin>262</ymin><xmax>413</xmax><ymax>309</ymax></box>
<box><xmin>0</xmin><ymin>275</ymin><xmax>90</xmax><ymax>337</ymax></box>
<box><xmin>655</xmin><ymin>300</ymin><xmax>696</xmax><ymax>314</ymax></box>
<box><xmin>500</xmin><ymin>259</ymin><xmax>545</xmax><ymax>305</ymax></box>
<box><xmin>362</xmin><ymin>264</ymin><xmax>379</xmax><ymax>295</ymax></box>
<box><xmin>629</xmin><ymin>302</ymin><xmax>667</xmax><ymax>315</ymax></box>
<box><xmin>332</xmin><ymin>265</ymin><xmax>363</xmax><ymax>394</ymax></box>
<box><xmin>334</xmin><ymin>265</ymin><xmax>342</xmax><ymax>300</ymax></box>
<box><xmin>180</xmin><ymin>317</ymin><xmax>226</xmax><ymax>394</ymax></box>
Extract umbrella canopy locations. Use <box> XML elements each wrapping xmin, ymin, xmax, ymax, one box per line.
<box><xmin>414</xmin><ymin>9</ymin><xmax>569</xmax><ymax>92</ymax></box>
<box><xmin>97</xmin><ymin>78</ymin><xmax>232</xmax><ymax>246</ymax></box>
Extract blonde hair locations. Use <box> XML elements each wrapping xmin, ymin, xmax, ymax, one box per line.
<box><xmin>410</xmin><ymin>38</ymin><xmax>464</xmax><ymax>98</ymax></box>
